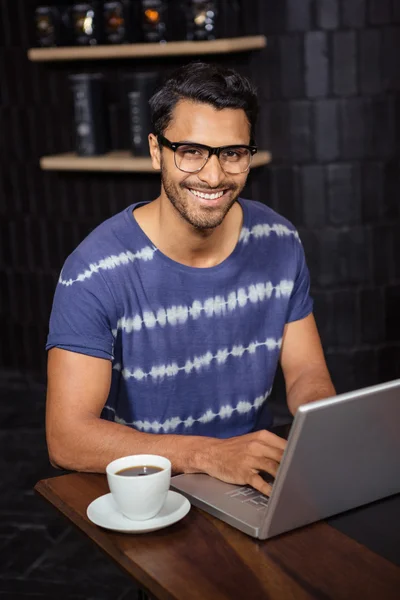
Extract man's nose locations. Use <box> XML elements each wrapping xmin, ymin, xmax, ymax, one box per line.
<box><xmin>197</xmin><ymin>154</ymin><xmax>226</xmax><ymax>188</ymax></box>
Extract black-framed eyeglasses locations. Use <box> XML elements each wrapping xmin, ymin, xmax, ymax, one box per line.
<box><xmin>157</xmin><ymin>134</ymin><xmax>258</xmax><ymax>175</ymax></box>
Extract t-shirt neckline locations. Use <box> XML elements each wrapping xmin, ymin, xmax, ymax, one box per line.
<box><xmin>124</xmin><ymin>197</ymin><xmax>249</xmax><ymax>275</ymax></box>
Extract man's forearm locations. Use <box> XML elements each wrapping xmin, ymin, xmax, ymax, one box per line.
<box><xmin>48</xmin><ymin>416</ymin><xmax>210</xmax><ymax>474</ymax></box>
<box><xmin>286</xmin><ymin>367</ymin><xmax>336</xmax><ymax>416</ymax></box>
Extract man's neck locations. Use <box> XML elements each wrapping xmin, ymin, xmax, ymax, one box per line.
<box><xmin>133</xmin><ymin>197</ymin><xmax>243</xmax><ymax>269</ymax></box>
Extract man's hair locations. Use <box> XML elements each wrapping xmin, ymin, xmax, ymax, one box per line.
<box><xmin>149</xmin><ymin>62</ymin><xmax>259</xmax><ymax>143</ymax></box>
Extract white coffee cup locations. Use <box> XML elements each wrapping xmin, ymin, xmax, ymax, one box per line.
<box><xmin>106</xmin><ymin>454</ymin><xmax>171</xmax><ymax>521</ymax></box>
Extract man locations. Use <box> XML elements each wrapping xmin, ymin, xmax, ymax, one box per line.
<box><xmin>46</xmin><ymin>63</ymin><xmax>335</xmax><ymax>496</ymax></box>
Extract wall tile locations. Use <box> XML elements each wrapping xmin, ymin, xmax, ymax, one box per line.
<box><xmin>289</xmin><ymin>100</ymin><xmax>312</xmax><ymax>162</ymax></box>
<box><xmin>279</xmin><ymin>34</ymin><xmax>304</xmax><ymax>98</ymax></box>
<box><xmin>331</xmin><ymin>290</ymin><xmax>359</xmax><ymax>347</ymax></box>
<box><xmin>333</xmin><ymin>31</ymin><xmax>358</xmax><ymax>96</ymax></box>
<box><xmin>268</xmin><ymin>102</ymin><xmax>290</xmax><ymax>160</ymax></box>
<box><xmin>317</xmin><ymin>0</ymin><xmax>340</xmax><ymax>29</ymax></box>
<box><xmin>325</xmin><ymin>351</ymin><xmax>356</xmax><ymax>393</ymax></box>
<box><xmin>258</xmin><ymin>0</ymin><xmax>286</xmax><ymax>34</ymax></box>
<box><xmin>305</xmin><ymin>32</ymin><xmax>329</xmax><ymax>98</ymax></box>
<box><xmin>361</xmin><ymin>162</ymin><xmax>385</xmax><ymax>222</ymax></box>
<box><xmin>0</xmin><ymin>271</ymin><xmax>10</xmax><ymax>317</ymax></box>
<box><xmin>372</xmin><ymin>225</ymin><xmax>394</xmax><ymax>285</ymax></box>
<box><xmin>327</xmin><ymin>164</ymin><xmax>361</xmax><ymax>225</ymax></box>
<box><xmin>286</xmin><ymin>0</ymin><xmax>312</xmax><ymax>31</ymax></box>
<box><xmin>378</xmin><ymin>345</ymin><xmax>400</xmax><ymax>383</ymax></box>
<box><xmin>315</xmin><ymin>290</ymin><xmax>358</xmax><ymax>348</ymax></box>
<box><xmin>316</xmin><ymin>227</ymin><xmax>372</xmax><ymax>286</ymax></box>
<box><xmin>314</xmin><ymin>100</ymin><xmax>339</xmax><ymax>161</ymax></box>
<box><xmin>352</xmin><ymin>349</ymin><xmax>379</xmax><ymax>388</ymax></box>
<box><xmin>382</xmin><ymin>27</ymin><xmax>400</xmax><ymax>92</ymax></box>
<box><xmin>385</xmin><ymin>285</ymin><xmax>400</xmax><ymax>342</ymax></box>
<box><xmin>359</xmin><ymin>288</ymin><xmax>386</xmax><ymax>344</ymax></box>
<box><xmin>359</xmin><ymin>30</ymin><xmax>382</xmax><ymax>95</ymax></box>
<box><xmin>0</xmin><ymin>222</ymin><xmax>12</xmax><ymax>267</ymax></box>
<box><xmin>369</xmin><ymin>95</ymin><xmax>397</xmax><ymax>158</ymax></box>
<box><xmin>383</xmin><ymin>160</ymin><xmax>400</xmax><ymax>220</ymax></box>
<box><xmin>339</xmin><ymin>98</ymin><xmax>368</xmax><ymax>159</ymax></box>
<box><xmin>341</xmin><ymin>0</ymin><xmax>366</xmax><ymax>28</ymax></box>
<box><xmin>393</xmin><ymin>0</ymin><xmax>400</xmax><ymax>22</ymax></box>
<box><xmin>301</xmin><ymin>165</ymin><xmax>326</xmax><ymax>227</ymax></box>
<box><xmin>368</xmin><ymin>0</ymin><xmax>392</xmax><ymax>25</ymax></box>
<box><xmin>269</xmin><ymin>166</ymin><xmax>300</xmax><ymax>223</ymax></box>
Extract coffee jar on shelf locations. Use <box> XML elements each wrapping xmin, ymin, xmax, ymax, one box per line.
<box><xmin>33</xmin><ymin>0</ymin><xmax>247</xmax><ymax>47</ymax></box>
<box><xmin>70</xmin><ymin>2</ymin><xmax>103</xmax><ymax>45</ymax></box>
<box><xmin>126</xmin><ymin>72</ymin><xmax>160</xmax><ymax>156</ymax></box>
<box><xmin>34</xmin><ymin>3</ymin><xmax>71</xmax><ymax>47</ymax></box>
<box><xmin>69</xmin><ymin>73</ymin><xmax>111</xmax><ymax>156</ymax></box>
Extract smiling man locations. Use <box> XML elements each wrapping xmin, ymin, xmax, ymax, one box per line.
<box><xmin>46</xmin><ymin>63</ymin><xmax>335</xmax><ymax>495</ymax></box>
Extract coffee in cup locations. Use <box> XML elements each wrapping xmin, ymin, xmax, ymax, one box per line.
<box><xmin>115</xmin><ymin>465</ymin><xmax>163</xmax><ymax>477</ymax></box>
<box><xmin>106</xmin><ymin>454</ymin><xmax>171</xmax><ymax>521</ymax></box>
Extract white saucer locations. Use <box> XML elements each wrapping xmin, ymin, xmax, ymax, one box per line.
<box><xmin>87</xmin><ymin>490</ymin><xmax>191</xmax><ymax>533</ymax></box>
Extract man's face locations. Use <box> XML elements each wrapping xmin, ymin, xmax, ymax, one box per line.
<box><xmin>155</xmin><ymin>100</ymin><xmax>251</xmax><ymax>231</ymax></box>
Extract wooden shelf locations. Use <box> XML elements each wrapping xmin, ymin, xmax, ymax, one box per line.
<box><xmin>40</xmin><ymin>150</ymin><xmax>272</xmax><ymax>173</ymax></box>
<box><xmin>28</xmin><ymin>36</ymin><xmax>266</xmax><ymax>62</ymax></box>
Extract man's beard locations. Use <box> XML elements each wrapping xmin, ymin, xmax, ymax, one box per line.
<box><xmin>160</xmin><ymin>164</ymin><xmax>242</xmax><ymax>231</ymax></box>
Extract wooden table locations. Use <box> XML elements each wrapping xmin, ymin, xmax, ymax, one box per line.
<box><xmin>35</xmin><ymin>473</ymin><xmax>400</xmax><ymax>600</ymax></box>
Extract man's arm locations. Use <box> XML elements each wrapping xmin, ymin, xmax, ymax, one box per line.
<box><xmin>46</xmin><ymin>348</ymin><xmax>205</xmax><ymax>473</ymax></box>
<box><xmin>280</xmin><ymin>313</ymin><xmax>336</xmax><ymax>415</ymax></box>
<box><xmin>46</xmin><ymin>348</ymin><xmax>286</xmax><ymax>495</ymax></box>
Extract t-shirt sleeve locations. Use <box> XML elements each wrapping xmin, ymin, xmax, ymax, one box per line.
<box><xmin>46</xmin><ymin>250</ymin><xmax>116</xmax><ymax>360</ymax></box>
<box><xmin>286</xmin><ymin>236</ymin><xmax>314</xmax><ymax>323</ymax></box>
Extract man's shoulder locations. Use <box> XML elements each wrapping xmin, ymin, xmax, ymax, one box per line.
<box><xmin>243</xmin><ymin>199</ymin><xmax>297</xmax><ymax>229</ymax></box>
<box><xmin>241</xmin><ymin>198</ymin><xmax>297</xmax><ymax>230</ymax></box>
<box><xmin>59</xmin><ymin>203</ymin><xmax>153</xmax><ymax>284</ymax></box>
<box><xmin>75</xmin><ymin>205</ymin><xmax>132</xmax><ymax>260</ymax></box>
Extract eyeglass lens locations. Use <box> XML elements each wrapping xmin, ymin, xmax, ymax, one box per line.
<box><xmin>174</xmin><ymin>145</ymin><xmax>252</xmax><ymax>174</ymax></box>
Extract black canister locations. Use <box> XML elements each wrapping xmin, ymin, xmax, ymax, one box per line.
<box><xmin>134</xmin><ymin>0</ymin><xmax>168</xmax><ymax>43</ymax></box>
<box><xmin>71</xmin><ymin>2</ymin><xmax>103</xmax><ymax>45</ymax></box>
<box><xmin>127</xmin><ymin>72</ymin><xmax>160</xmax><ymax>156</ymax></box>
<box><xmin>183</xmin><ymin>0</ymin><xmax>219</xmax><ymax>41</ymax></box>
<box><xmin>69</xmin><ymin>74</ymin><xmax>110</xmax><ymax>156</ymax></box>
<box><xmin>103</xmin><ymin>0</ymin><xmax>133</xmax><ymax>44</ymax></box>
<box><xmin>182</xmin><ymin>0</ymin><xmax>242</xmax><ymax>41</ymax></box>
<box><xmin>34</xmin><ymin>4</ymin><xmax>71</xmax><ymax>47</ymax></box>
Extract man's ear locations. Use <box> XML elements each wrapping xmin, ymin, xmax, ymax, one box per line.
<box><xmin>148</xmin><ymin>134</ymin><xmax>161</xmax><ymax>171</ymax></box>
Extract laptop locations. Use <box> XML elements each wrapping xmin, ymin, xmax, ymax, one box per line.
<box><xmin>171</xmin><ymin>379</ymin><xmax>400</xmax><ymax>539</ymax></box>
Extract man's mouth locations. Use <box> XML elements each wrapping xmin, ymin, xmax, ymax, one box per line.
<box><xmin>188</xmin><ymin>188</ymin><xmax>227</xmax><ymax>201</ymax></box>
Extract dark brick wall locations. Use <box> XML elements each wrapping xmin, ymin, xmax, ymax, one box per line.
<box><xmin>1</xmin><ymin>0</ymin><xmax>400</xmax><ymax>396</ymax></box>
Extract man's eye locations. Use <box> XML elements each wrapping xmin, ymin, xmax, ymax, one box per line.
<box><xmin>182</xmin><ymin>147</ymin><xmax>203</xmax><ymax>157</ymax></box>
<box><xmin>222</xmin><ymin>149</ymin><xmax>243</xmax><ymax>160</ymax></box>
<box><xmin>186</xmin><ymin>148</ymin><xmax>201</xmax><ymax>155</ymax></box>
<box><xmin>221</xmin><ymin>148</ymin><xmax>249</xmax><ymax>161</ymax></box>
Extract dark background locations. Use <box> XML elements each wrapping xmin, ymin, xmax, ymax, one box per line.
<box><xmin>1</xmin><ymin>0</ymin><xmax>400</xmax><ymax>597</ymax></box>
<box><xmin>1</xmin><ymin>0</ymin><xmax>400</xmax><ymax>392</ymax></box>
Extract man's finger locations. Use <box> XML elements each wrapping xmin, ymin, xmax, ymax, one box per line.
<box><xmin>262</xmin><ymin>445</ymin><xmax>285</xmax><ymax>464</ymax></box>
<box><xmin>248</xmin><ymin>471</ymin><xmax>273</xmax><ymax>497</ymax></box>
<box><xmin>247</xmin><ymin>441</ymin><xmax>284</xmax><ymax>464</ymax></box>
<box><xmin>258</xmin><ymin>430</ymin><xmax>287</xmax><ymax>451</ymax></box>
<box><xmin>252</xmin><ymin>458</ymin><xmax>279</xmax><ymax>478</ymax></box>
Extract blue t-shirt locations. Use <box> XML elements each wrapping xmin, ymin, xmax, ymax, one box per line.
<box><xmin>47</xmin><ymin>198</ymin><xmax>313</xmax><ymax>438</ymax></box>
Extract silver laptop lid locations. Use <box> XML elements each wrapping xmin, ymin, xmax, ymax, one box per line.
<box><xmin>261</xmin><ymin>379</ymin><xmax>400</xmax><ymax>539</ymax></box>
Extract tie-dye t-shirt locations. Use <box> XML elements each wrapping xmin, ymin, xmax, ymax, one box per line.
<box><xmin>46</xmin><ymin>198</ymin><xmax>313</xmax><ymax>438</ymax></box>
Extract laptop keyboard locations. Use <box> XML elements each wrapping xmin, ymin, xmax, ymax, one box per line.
<box><xmin>225</xmin><ymin>486</ymin><xmax>270</xmax><ymax>511</ymax></box>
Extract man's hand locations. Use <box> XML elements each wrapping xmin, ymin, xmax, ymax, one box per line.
<box><xmin>196</xmin><ymin>430</ymin><xmax>287</xmax><ymax>496</ymax></box>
